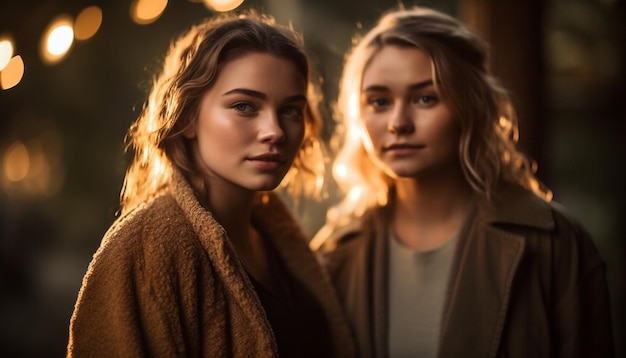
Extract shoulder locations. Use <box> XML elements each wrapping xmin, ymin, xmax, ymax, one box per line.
<box><xmin>545</xmin><ymin>200</ymin><xmax>600</xmax><ymax>262</ymax></box>
<box><xmin>94</xmin><ymin>193</ymin><xmax>208</xmax><ymax>274</ymax></box>
<box><xmin>547</xmin><ymin>200</ymin><xmax>591</xmax><ymax>239</ymax></box>
<box><xmin>312</xmin><ymin>208</ymin><xmax>383</xmax><ymax>254</ymax></box>
<box><xmin>106</xmin><ymin>193</ymin><xmax>193</xmax><ymax>244</ymax></box>
<box><xmin>546</xmin><ymin>200</ymin><xmax>604</xmax><ymax>270</ymax></box>
<box><xmin>486</xmin><ymin>182</ymin><xmax>593</xmax><ymax>239</ymax></box>
<box><xmin>488</xmin><ymin>182</ymin><xmax>604</xmax><ymax>269</ymax></box>
<box><xmin>312</xmin><ymin>222</ymin><xmax>362</xmax><ymax>253</ymax></box>
<box><xmin>493</xmin><ymin>182</ymin><xmax>592</xmax><ymax>240</ymax></box>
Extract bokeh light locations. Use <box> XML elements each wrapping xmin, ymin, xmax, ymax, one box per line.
<box><xmin>0</xmin><ymin>37</ymin><xmax>14</xmax><ymax>71</ymax></box>
<box><xmin>3</xmin><ymin>141</ymin><xmax>30</xmax><ymax>182</ymax></box>
<box><xmin>0</xmin><ymin>55</ymin><xmax>24</xmax><ymax>90</ymax></box>
<box><xmin>40</xmin><ymin>16</ymin><xmax>75</xmax><ymax>65</ymax></box>
<box><xmin>1</xmin><ymin>127</ymin><xmax>65</xmax><ymax>198</ymax></box>
<box><xmin>74</xmin><ymin>6</ymin><xmax>103</xmax><ymax>41</ymax></box>
<box><xmin>131</xmin><ymin>0</ymin><xmax>168</xmax><ymax>25</ymax></box>
<box><xmin>203</xmin><ymin>0</ymin><xmax>245</xmax><ymax>12</ymax></box>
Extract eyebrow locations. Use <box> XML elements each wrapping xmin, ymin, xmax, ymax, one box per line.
<box><xmin>362</xmin><ymin>79</ymin><xmax>434</xmax><ymax>93</ymax></box>
<box><xmin>223</xmin><ymin>88</ymin><xmax>307</xmax><ymax>103</ymax></box>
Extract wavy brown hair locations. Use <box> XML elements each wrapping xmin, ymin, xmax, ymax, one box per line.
<box><xmin>119</xmin><ymin>11</ymin><xmax>325</xmax><ymax>215</ymax></box>
<box><xmin>327</xmin><ymin>7</ymin><xmax>551</xmax><ymax>223</ymax></box>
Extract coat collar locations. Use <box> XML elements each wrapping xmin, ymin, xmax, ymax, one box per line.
<box><xmin>167</xmin><ymin>168</ymin><xmax>317</xmax><ymax>299</ymax></box>
<box><xmin>168</xmin><ymin>169</ymin><xmax>278</xmax><ymax>354</ymax></box>
<box><xmin>168</xmin><ymin>169</ymin><xmax>356</xmax><ymax>358</ymax></box>
<box><xmin>484</xmin><ymin>181</ymin><xmax>554</xmax><ymax>230</ymax></box>
<box><xmin>314</xmin><ymin>181</ymin><xmax>555</xmax><ymax>251</ymax></box>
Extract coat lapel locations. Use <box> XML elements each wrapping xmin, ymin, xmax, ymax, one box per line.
<box><xmin>169</xmin><ymin>170</ymin><xmax>277</xmax><ymax>353</ymax></box>
<box><xmin>438</xmin><ymin>219</ymin><xmax>525</xmax><ymax>358</ymax></box>
<box><xmin>438</xmin><ymin>183</ymin><xmax>553</xmax><ymax>358</ymax></box>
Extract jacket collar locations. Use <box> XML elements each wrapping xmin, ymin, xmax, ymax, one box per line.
<box><xmin>168</xmin><ymin>168</ymin><xmax>316</xmax><ymax>287</ymax></box>
<box><xmin>168</xmin><ymin>169</ymin><xmax>356</xmax><ymax>357</ymax></box>
<box><xmin>483</xmin><ymin>181</ymin><xmax>554</xmax><ymax>230</ymax></box>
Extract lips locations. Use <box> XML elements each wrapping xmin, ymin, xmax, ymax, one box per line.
<box><xmin>383</xmin><ymin>143</ymin><xmax>424</xmax><ymax>152</ymax></box>
<box><xmin>247</xmin><ymin>153</ymin><xmax>285</xmax><ymax>163</ymax></box>
<box><xmin>246</xmin><ymin>153</ymin><xmax>286</xmax><ymax>170</ymax></box>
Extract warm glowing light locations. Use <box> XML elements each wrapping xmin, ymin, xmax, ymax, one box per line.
<box><xmin>48</xmin><ymin>26</ymin><xmax>74</xmax><ymax>55</ymax></box>
<box><xmin>75</xmin><ymin>6</ymin><xmax>103</xmax><ymax>41</ymax></box>
<box><xmin>153</xmin><ymin>155</ymin><xmax>165</xmax><ymax>178</ymax></box>
<box><xmin>41</xmin><ymin>16</ymin><xmax>74</xmax><ymax>65</ymax></box>
<box><xmin>1</xmin><ymin>128</ymin><xmax>65</xmax><ymax>198</ymax></box>
<box><xmin>0</xmin><ymin>38</ymin><xmax>14</xmax><ymax>71</ymax></box>
<box><xmin>315</xmin><ymin>176</ymin><xmax>324</xmax><ymax>192</ymax></box>
<box><xmin>203</xmin><ymin>0</ymin><xmax>245</xmax><ymax>12</ymax></box>
<box><xmin>1</xmin><ymin>55</ymin><xmax>24</xmax><ymax>90</ymax></box>
<box><xmin>348</xmin><ymin>126</ymin><xmax>363</xmax><ymax>140</ymax></box>
<box><xmin>347</xmin><ymin>92</ymin><xmax>359</xmax><ymax>122</ymax></box>
<box><xmin>498</xmin><ymin>116</ymin><xmax>512</xmax><ymax>131</ymax></box>
<box><xmin>3</xmin><ymin>142</ymin><xmax>30</xmax><ymax>182</ymax></box>
<box><xmin>348</xmin><ymin>186</ymin><xmax>363</xmax><ymax>202</ymax></box>
<box><xmin>335</xmin><ymin>163</ymin><xmax>348</xmax><ymax>179</ymax></box>
<box><xmin>131</xmin><ymin>0</ymin><xmax>168</xmax><ymax>25</ymax></box>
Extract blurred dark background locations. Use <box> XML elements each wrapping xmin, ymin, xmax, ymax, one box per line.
<box><xmin>1</xmin><ymin>0</ymin><xmax>624</xmax><ymax>356</ymax></box>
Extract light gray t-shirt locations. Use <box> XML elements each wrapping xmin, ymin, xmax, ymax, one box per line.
<box><xmin>388</xmin><ymin>233</ymin><xmax>458</xmax><ymax>358</ymax></box>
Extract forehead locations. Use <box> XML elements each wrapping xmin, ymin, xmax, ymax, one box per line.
<box><xmin>213</xmin><ymin>52</ymin><xmax>306</xmax><ymax>93</ymax></box>
<box><xmin>362</xmin><ymin>45</ymin><xmax>433</xmax><ymax>89</ymax></box>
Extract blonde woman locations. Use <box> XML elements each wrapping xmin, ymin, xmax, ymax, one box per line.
<box><xmin>313</xmin><ymin>7</ymin><xmax>613</xmax><ymax>358</ymax></box>
<box><xmin>68</xmin><ymin>12</ymin><xmax>355</xmax><ymax>357</ymax></box>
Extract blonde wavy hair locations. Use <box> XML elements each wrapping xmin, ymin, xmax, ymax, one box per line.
<box><xmin>120</xmin><ymin>12</ymin><xmax>325</xmax><ymax>215</ymax></box>
<box><xmin>328</xmin><ymin>7</ymin><xmax>551</xmax><ymax>223</ymax></box>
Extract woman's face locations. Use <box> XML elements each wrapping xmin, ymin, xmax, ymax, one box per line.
<box><xmin>186</xmin><ymin>52</ymin><xmax>307</xmax><ymax>193</ymax></box>
<box><xmin>360</xmin><ymin>45</ymin><xmax>460</xmax><ymax>179</ymax></box>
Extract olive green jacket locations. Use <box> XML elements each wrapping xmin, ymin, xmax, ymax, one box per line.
<box><xmin>314</xmin><ymin>182</ymin><xmax>614</xmax><ymax>358</ymax></box>
<box><xmin>68</xmin><ymin>170</ymin><xmax>355</xmax><ymax>357</ymax></box>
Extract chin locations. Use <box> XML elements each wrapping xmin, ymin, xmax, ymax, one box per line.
<box><xmin>247</xmin><ymin>180</ymin><xmax>282</xmax><ymax>192</ymax></box>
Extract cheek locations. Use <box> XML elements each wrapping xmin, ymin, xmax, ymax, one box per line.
<box><xmin>286</xmin><ymin>118</ymin><xmax>306</xmax><ymax>139</ymax></box>
<box><xmin>288</xmin><ymin>124</ymin><xmax>306</xmax><ymax>152</ymax></box>
<box><xmin>363</xmin><ymin>118</ymin><xmax>385</xmax><ymax>145</ymax></box>
<box><xmin>196</xmin><ymin>109</ymin><xmax>243</xmax><ymax>143</ymax></box>
<box><xmin>431</xmin><ymin>120</ymin><xmax>461</xmax><ymax>154</ymax></box>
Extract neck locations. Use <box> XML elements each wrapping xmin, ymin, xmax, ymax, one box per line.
<box><xmin>204</xmin><ymin>187</ymin><xmax>275</xmax><ymax>289</ymax></box>
<box><xmin>391</xmin><ymin>168</ymin><xmax>474</xmax><ymax>251</ymax></box>
<box><xmin>205</xmin><ymin>187</ymin><xmax>255</xmax><ymax>244</ymax></box>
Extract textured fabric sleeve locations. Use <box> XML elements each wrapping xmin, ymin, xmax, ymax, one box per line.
<box><xmin>67</xmin><ymin>211</ymin><xmax>216</xmax><ymax>357</ymax></box>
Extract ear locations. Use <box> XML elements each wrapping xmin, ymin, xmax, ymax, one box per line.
<box><xmin>182</xmin><ymin>122</ymin><xmax>196</xmax><ymax>139</ymax></box>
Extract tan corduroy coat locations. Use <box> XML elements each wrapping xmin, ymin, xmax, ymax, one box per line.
<box><xmin>314</xmin><ymin>182</ymin><xmax>614</xmax><ymax>358</ymax></box>
<box><xmin>68</xmin><ymin>170</ymin><xmax>355</xmax><ymax>357</ymax></box>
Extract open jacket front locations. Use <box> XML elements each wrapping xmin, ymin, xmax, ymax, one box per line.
<box><xmin>68</xmin><ymin>170</ymin><xmax>355</xmax><ymax>357</ymax></box>
<box><xmin>315</xmin><ymin>182</ymin><xmax>614</xmax><ymax>358</ymax></box>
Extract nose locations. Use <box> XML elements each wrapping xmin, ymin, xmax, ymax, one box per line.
<box><xmin>387</xmin><ymin>102</ymin><xmax>414</xmax><ymax>135</ymax></box>
<box><xmin>258</xmin><ymin>112</ymin><xmax>286</xmax><ymax>144</ymax></box>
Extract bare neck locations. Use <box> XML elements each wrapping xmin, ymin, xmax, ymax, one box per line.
<box><xmin>391</xmin><ymin>171</ymin><xmax>474</xmax><ymax>251</ymax></box>
<box><xmin>203</xmin><ymin>184</ymin><xmax>255</xmax><ymax>245</ymax></box>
